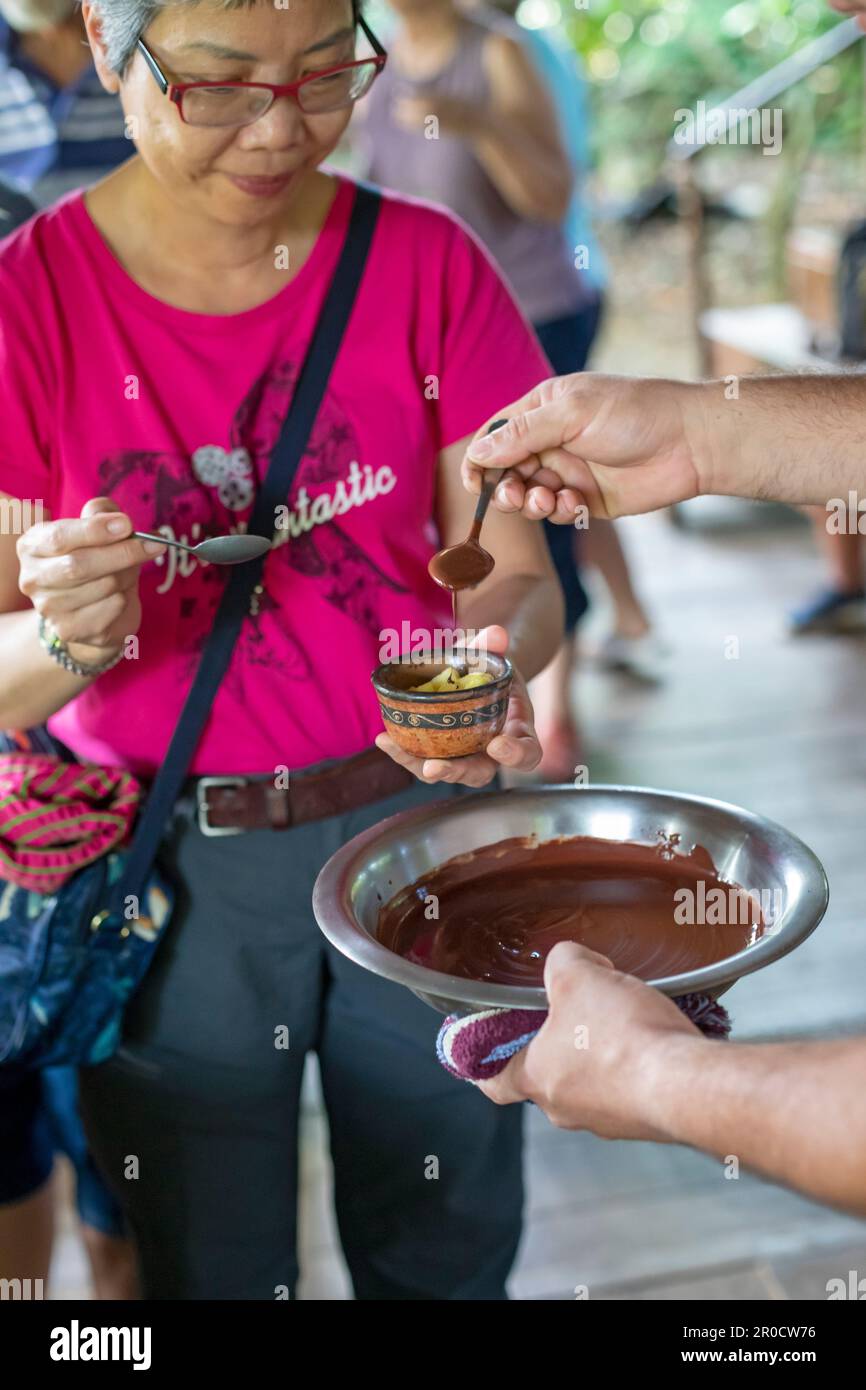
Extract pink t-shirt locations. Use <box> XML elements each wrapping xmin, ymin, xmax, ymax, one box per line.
<box><xmin>0</xmin><ymin>174</ymin><xmax>549</xmax><ymax>778</ymax></box>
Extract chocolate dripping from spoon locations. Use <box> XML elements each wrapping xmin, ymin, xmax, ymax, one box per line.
<box><xmin>428</xmin><ymin>417</ymin><xmax>508</xmax><ymax>654</ymax></box>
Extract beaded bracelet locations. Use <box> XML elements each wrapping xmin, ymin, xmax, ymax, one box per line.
<box><xmin>38</xmin><ymin>616</ymin><xmax>125</xmax><ymax>679</ymax></box>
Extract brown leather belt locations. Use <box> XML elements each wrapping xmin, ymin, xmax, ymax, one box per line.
<box><xmin>191</xmin><ymin>748</ymin><xmax>414</xmax><ymax>836</ymax></box>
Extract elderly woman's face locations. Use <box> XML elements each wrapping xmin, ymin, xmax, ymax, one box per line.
<box><xmin>86</xmin><ymin>0</ymin><xmax>357</xmax><ymax>223</ymax></box>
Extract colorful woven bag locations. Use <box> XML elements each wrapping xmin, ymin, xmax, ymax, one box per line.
<box><xmin>0</xmin><ymin>730</ymin><xmax>174</xmax><ymax>1073</ymax></box>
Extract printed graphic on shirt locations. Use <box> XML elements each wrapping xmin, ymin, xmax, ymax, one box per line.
<box><xmin>96</xmin><ymin>361</ymin><xmax>408</xmax><ymax>683</ymax></box>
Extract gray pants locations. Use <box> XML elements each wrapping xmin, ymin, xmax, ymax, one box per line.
<box><xmin>78</xmin><ymin>777</ymin><xmax>524</xmax><ymax>1300</ymax></box>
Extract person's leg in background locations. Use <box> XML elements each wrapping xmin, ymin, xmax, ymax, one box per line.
<box><xmin>583</xmin><ymin>520</ymin><xmax>652</xmax><ymax>642</ymax></box>
<box><xmin>40</xmin><ymin>1068</ymin><xmax>138</xmax><ymax>1299</ymax></box>
<box><xmin>790</xmin><ymin>507</ymin><xmax>866</xmax><ymax>634</ymax></box>
<box><xmin>531</xmin><ymin>299</ymin><xmax>601</xmax><ymax>778</ymax></box>
<box><xmin>545</xmin><ymin>301</ymin><xmax>655</xmax><ymax>650</ymax></box>
<box><xmin>318</xmin><ymin>780</ymin><xmax>524</xmax><ymax>1300</ymax></box>
<box><xmin>532</xmin><ymin>300</ymin><xmax>663</xmax><ymax>742</ymax></box>
<box><xmin>535</xmin><ymin>519</ymin><xmax>589</xmax><ymax>777</ymax></box>
<box><xmin>588</xmin><ymin>517</ymin><xmax>671</xmax><ymax>679</ymax></box>
<box><xmin>0</xmin><ymin>1183</ymin><xmax>54</xmax><ymax>1285</ymax></box>
<box><xmin>0</xmin><ymin>1071</ymin><xmax>138</xmax><ymax>1299</ymax></box>
<box><xmin>0</xmin><ymin>1075</ymin><xmax>55</xmax><ymax>1289</ymax></box>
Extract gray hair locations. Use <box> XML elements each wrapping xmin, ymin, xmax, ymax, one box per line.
<box><xmin>92</xmin><ymin>0</ymin><xmax>364</xmax><ymax>75</ymax></box>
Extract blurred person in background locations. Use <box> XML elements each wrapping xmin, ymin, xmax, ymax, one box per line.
<box><xmin>0</xmin><ymin>167</ymin><xmax>33</xmax><ymax>227</ymax></box>
<box><xmin>0</xmin><ymin>1036</ymin><xmax>138</xmax><ymax>1300</ymax></box>
<box><xmin>790</xmin><ymin>511</ymin><xmax>865</xmax><ymax>634</ymax></box>
<box><xmin>786</xmin><ymin>2</ymin><xmax>866</xmax><ymax>637</ymax></box>
<box><xmin>0</xmin><ymin>0</ymin><xmax>129</xmax><ymax>205</ymax></box>
<box><xmin>363</xmin><ymin>0</ymin><xmax>592</xmax><ymax>776</ymax></box>
<box><xmin>477</xmin><ymin>0</ymin><xmax>661</xmax><ymax>683</ymax></box>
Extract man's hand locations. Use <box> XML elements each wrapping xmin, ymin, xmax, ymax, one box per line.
<box><xmin>479</xmin><ymin>941</ymin><xmax>703</xmax><ymax>1138</ymax></box>
<box><xmin>463</xmin><ymin>371</ymin><xmax>866</xmax><ymax>518</ymax></box>
<box><xmin>375</xmin><ymin>625</ymin><xmax>541</xmax><ymax>788</ymax></box>
<box><xmin>461</xmin><ymin>374</ymin><xmax>709</xmax><ymax>524</ymax></box>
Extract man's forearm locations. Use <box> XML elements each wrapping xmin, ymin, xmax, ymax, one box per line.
<box><xmin>696</xmin><ymin>374</ymin><xmax>866</xmax><ymax>507</ymax></box>
<box><xmin>461</xmin><ymin>573</ymin><xmax>564</xmax><ymax>682</ymax></box>
<box><xmin>643</xmin><ymin>1033</ymin><xmax>866</xmax><ymax>1214</ymax></box>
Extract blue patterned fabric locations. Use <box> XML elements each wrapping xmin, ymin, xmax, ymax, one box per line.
<box><xmin>0</xmin><ymin>851</ymin><xmax>173</xmax><ymax>1075</ymax></box>
<box><xmin>0</xmin><ymin>729</ymin><xmax>174</xmax><ymax>1076</ymax></box>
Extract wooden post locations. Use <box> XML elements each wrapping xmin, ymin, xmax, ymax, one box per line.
<box><xmin>674</xmin><ymin>159</ymin><xmax>714</xmax><ymax>379</ymax></box>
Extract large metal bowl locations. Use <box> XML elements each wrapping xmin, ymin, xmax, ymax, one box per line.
<box><xmin>312</xmin><ymin>785</ymin><xmax>830</xmax><ymax>1014</ymax></box>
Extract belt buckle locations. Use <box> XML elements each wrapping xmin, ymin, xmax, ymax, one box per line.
<box><xmin>197</xmin><ymin>776</ymin><xmax>248</xmax><ymax>837</ymax></box>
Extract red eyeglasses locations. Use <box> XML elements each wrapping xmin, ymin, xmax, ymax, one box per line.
<box><xmin>136</xmin><ymin>16</ymin><xmax>387</xmax><ymax>129</ymax></box>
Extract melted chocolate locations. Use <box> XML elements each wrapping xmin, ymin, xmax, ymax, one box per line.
<box><xmin>377</xmin><ymin>836</ymin><xmax>764</xmax><ymax>985</ymax></box>
<box><xmin>429</xmin><ymin>418</ymin><xmax>507</xmax><ymax>597</ymax></box>
<box><xmin>428</xmin><ymin>538</ymin><xmax>495</xmax><ymax>593</ymax></box>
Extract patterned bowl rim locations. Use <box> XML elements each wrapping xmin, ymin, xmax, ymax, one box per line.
<box><xmin>371</xmin><ymin>652</ymin><xmax>513</xmax><ymax>703</ymax></box>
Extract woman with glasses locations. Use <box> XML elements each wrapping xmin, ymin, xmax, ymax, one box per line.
<box><xmin>0</xmin><ymin>0</ymin><xmax>563</xmax><ymax>1301</ymax></box>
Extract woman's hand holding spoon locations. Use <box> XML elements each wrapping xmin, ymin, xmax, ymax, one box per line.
<box><xmin>19</xmin><ymin>497</ymin><xmax>271</xmax><ymax>676</ymax></box>
<box><xmin>18</xmin><ymin>498</ymin><xmax>166</xmax><ymax>668</ymax></box>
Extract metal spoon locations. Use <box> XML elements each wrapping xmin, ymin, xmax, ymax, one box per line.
<box><xmin>427</xmin><ymin>417</ymin><xmax>508</xmax><ymax>592</ymax></box>
<box><xmin>133</xmin><ymin>530</ymin><xmax>272</xmax><ymax>566</ymax></box>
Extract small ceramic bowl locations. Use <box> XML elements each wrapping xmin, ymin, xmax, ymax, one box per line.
<box><xmin>371</xmin><ymin>651</ymin><xmax>513</xmax><ymax>760</ymax></box>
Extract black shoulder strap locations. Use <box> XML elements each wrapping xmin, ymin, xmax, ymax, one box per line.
<box><xmin>110</xmin><ymin>185</ymin><xmax>382</xmax><ymax>914</ymax></box>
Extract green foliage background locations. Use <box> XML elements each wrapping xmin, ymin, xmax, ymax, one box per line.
<box><xmin>557</xmin><ymin>0</ymin><xmax>864</xmax><ymax>188</ymax></box>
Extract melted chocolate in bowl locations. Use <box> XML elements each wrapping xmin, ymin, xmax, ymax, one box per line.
<box><xmin>376</xmin><ymin>836</ymin><xmax>765</xmax><ymax>985</ymax></box>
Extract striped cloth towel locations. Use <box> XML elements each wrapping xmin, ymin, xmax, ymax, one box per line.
<box><xmin>0</xmin><ymin>754</ymin><xmax>142</xmax><ymax>893</ymax></box>
<box><xmin>437</xmin><ymin>993</ymin><xmax>732</xmax><ymax>1083</ymax></box>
